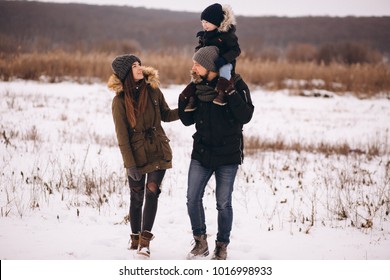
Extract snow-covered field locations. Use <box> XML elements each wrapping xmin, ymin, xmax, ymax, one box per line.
<box><xmin>0</xmin><ymin>80</ymin><xmax>390</xmax><ymax>260</ymax></box>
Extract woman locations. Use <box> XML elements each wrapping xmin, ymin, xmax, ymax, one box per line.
<box><xmin>108</xmin><ymin>54</ymin><xmax>179</xmax><ymax>258</ymax></box>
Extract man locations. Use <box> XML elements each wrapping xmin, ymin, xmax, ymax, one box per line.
<box><xmin>178</xmin><ymin>46</ymin><xmax>254</xmax><ymax>260</ymax></box>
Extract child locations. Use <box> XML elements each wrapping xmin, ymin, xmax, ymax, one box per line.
<box><xmin>185</xmin><ymin>3</ymin><xmax>241</xmax><ymax>112</ymax></box>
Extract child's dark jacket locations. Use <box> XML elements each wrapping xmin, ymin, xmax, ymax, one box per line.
<box><xmin>195</xmin><ymin>5</ymin><xmax>241</xmax><ymax>69</ymax></box>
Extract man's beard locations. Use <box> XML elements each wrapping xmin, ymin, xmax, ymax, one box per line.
<box><xmin>200</xmin><ymin>70</ymin><xmax>210</xmax><ymax>80</ymax></box>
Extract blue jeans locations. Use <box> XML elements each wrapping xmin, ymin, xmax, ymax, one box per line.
<box><xmin>186</xmin><ymin>159</ymin><xmax>238</xmax><ymax>244</ymax></box>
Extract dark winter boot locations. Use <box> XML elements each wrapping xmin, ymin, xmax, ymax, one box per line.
<box><xmin>187</xmin><ymin>234</ymin><xmax>209</xmax><ymax>259</ymax></box>
<box><xmin>214</xmin><ymin>77</ymin><xmax>235</xmax><ymax>106</ymax></box>
<box><xmin>211</xmin><ymin>241</ymin><xmax>228</xmax><ymax>260</ymax></box>
<box><xmin>184</xmin><ymin>96</ymin><xmax>197</xmax><ymax>112</ymax></box>
<box><xmin>137</xmin><ymin>230</ymin><xmax>154</xmax><ymax>257</ymax></box>
<box><xmin>213</xmin><ymin>91</ymin><xmax>227</xmax><ymax>106</ymax></box>
<box><xmin>128</xmin><ymin>233</ymin><xmax>139</xmax><ymax>250</ymax></box>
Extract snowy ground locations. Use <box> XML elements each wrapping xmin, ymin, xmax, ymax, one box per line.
<box><xmin>0</xmin><ymin>80</ymin><xmax>390</xmax><ymax>260</ymax></box>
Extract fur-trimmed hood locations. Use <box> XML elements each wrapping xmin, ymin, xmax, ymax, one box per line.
<box><xmin>107</xmin><ymin>66</ymin><xmax>160</xmax><ymax>95</ymax></box>
<box><xmin>219</xmin><ymin>4</ymin><xmax>237</xmax><ymax>32</ymax></box>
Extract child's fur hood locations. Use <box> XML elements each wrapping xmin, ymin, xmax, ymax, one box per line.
<box><xmin>219</xmin><ymin>4</ymin><xmax>237</xmax><ymax>32</ymax></box>
<box><xmin>107</xmin><ymin>66</ymin><xmax>160</xmax><ymax>95</ymax></box>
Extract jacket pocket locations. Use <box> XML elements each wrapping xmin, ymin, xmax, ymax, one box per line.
<box><xmin>213</xmin><ymin>135</ymin><xmax>240</xmax><ymax>155</ymax></box>
<box><xmin>131</xmin><ymin>138</ymin><xmax>148</xmax><ymax>167</ymax></box>
<box><xmin>192</xmin><ymin>132</ymin><xmax>207</xmax><ymax>156</ymax></box>
<box><xmin>158</xmin><ymin>134</ymin><xmax>172</xmax><ymax>162</ymax></box>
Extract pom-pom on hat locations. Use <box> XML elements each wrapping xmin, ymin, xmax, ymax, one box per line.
<box><xmin>201</xmin><ymin>3</ymin><xmax>224</xmax><ymax>27</ymax></box>
<box><xmin>192</xmin><ymin>46</ymin><xmax>219</xmax><ymax>72</ymax></box>
<box><xmin>111</xmin><ymin>54</ymin><xmax>141</xmax><ymax>82</ymax></box>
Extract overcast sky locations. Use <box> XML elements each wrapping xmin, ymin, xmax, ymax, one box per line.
<box><xmin>27</xmin><ymin>0</ymin><xmax>390</xmax><ymax>17</ymax></box>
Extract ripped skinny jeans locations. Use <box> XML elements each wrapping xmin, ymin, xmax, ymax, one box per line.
<box><xmin>128</xmin><ymin>169</ymin><xmax>166</xmax><ymax>233</ymax></box>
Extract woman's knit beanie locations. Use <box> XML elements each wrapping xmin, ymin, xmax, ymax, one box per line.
<box><xmin>111</xmin><ymin>54</ymin><xmax>141</xmax><ymax>82</ymax></box>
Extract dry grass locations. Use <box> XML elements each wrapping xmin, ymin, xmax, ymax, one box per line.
<box><xmin>237</xmin><ymin>59</ymin><xmax>390</xmax><ymax>97</ymax></box>
<box><xmin>244</xmin><ymin>135</ymin><xmax>388</xmax><ymax>158</ymax></box>
<box><xmin>1</xmin><ymin>50</ymin><xmax>390</xmax><ymax>96</ymax></box>
<box><xmin>0</xmin><ymin>51</ymin><xmax>112</xmax><ymax>83</ymax></box>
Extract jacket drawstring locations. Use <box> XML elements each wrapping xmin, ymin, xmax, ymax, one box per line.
<box><xmin>144</xmin><ymin>127</ymin><xmax>156</xmax><ymax>144</ymax></box>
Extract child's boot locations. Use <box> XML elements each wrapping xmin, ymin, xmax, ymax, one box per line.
<box><xmin>213</xmin><ymin>91</ymin><xmax>227</xmax><ymax>106</ymax></box>
<box><xmin>184</xmin><ymin>96</ymin><xmax>197</xmax><ymax>112</ymax></box>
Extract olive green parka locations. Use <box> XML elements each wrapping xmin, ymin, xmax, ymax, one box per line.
<box><xmin>109</xmin><ymin>66</ymin><xmax>179</xmax><ymax>174</ymax></box>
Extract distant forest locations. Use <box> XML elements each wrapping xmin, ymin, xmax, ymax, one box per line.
<box><xmin>1</xmin><ymin>0</ymin><xmax>390</xmax><ymax>57</ymax></box>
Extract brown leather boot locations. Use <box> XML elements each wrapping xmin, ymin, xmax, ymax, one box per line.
<box><xmin>187</xmin><ymin>234</ymin><xmax>209</xmax><ymax>259</ymax></box>
<box><xmin>128</xmin><ymin>233</ymin><xmax>139</xmax><ymax>250</ymax></box>
<box><xmin>211</xmin><ymin>241</ymin><xmax>228</xmax><ymax>260</ymax></box>
<box><xmin>184</xmin><ymin>96</ymin><xmax>197</xmax><ymax>112</ymax></box>
<box><xmin>137</xmin><ymin>230</ymin><xmax>154</xmax><ymax>257</ymax></box>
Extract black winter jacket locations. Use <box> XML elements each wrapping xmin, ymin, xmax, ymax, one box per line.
<box><xmin>178</xmin><ymin>76</ymin><xmax>254</xmax><ymax>169</ymax></box>
<box><xmin>195</xmin><ymin>26</ymin><xmax>241</xmax><ymax>70</ymax></box>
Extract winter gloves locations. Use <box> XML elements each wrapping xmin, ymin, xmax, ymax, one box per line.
<box><xmin>127</xmin><ymin>167</ymin><xmax>142</xmax><ymax>181</ymax></box>
<box><xmin>216</xmin><ymin>77</ymin><xmax>236</xmax><ymax>96</ymax></box>
<box><xmin>179</xmin><ymin>82</ymin><xmax>197</xmax><ymax>102</ymax></box>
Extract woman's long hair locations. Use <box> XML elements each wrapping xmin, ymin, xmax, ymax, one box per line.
<box><xmin>123</xmin><ymin>70</ymin><xmax>148</xmax><ymax>128</ymax></box>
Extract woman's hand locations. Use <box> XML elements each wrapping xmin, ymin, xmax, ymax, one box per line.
<box><xmin>127</xmin><ymin>167</ymin><xmax>142</xmax><ymax>181</ymax></box>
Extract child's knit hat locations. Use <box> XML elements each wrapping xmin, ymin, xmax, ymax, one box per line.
<box><xmin>201</xmin><ymin>3</ymin><xmax>224</xmax><ymax>27</ymax></box>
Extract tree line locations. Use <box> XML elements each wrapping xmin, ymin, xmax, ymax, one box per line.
<box><xmin>1</xmin><ymin>0</ymin><xmax>389</xmax><ymax>65</ymax></box>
